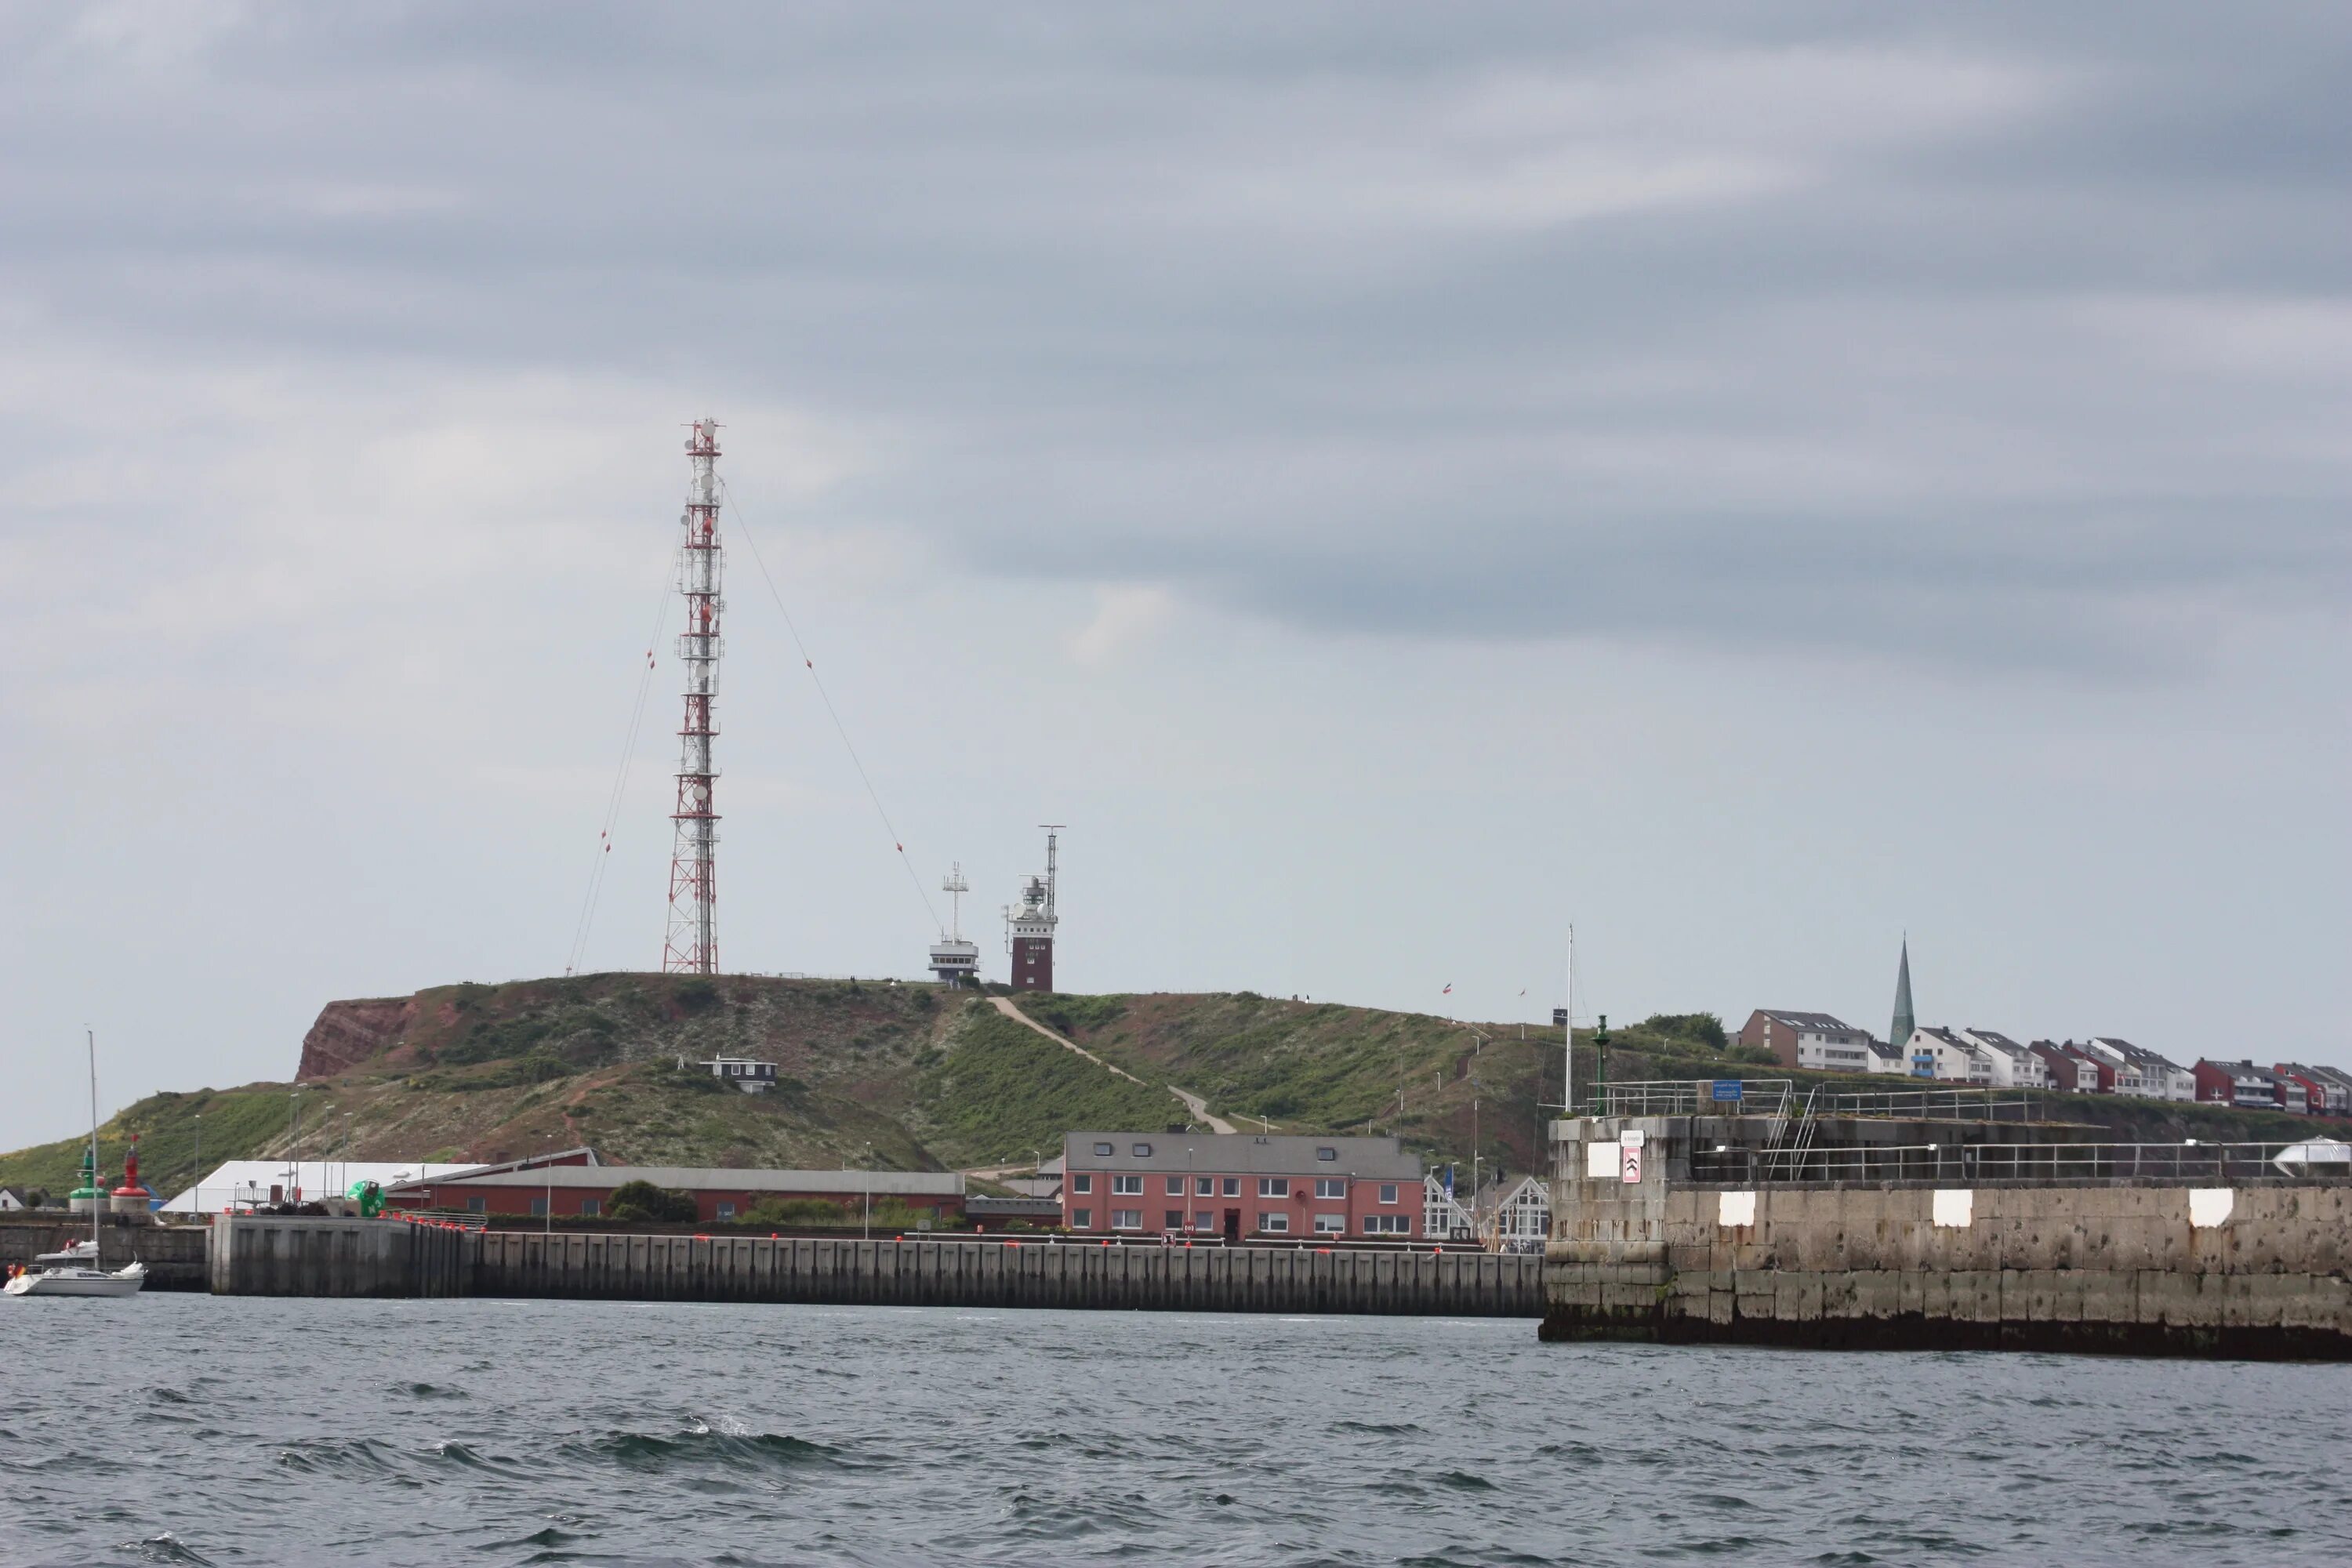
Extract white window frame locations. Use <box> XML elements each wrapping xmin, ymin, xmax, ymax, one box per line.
<box><xmin>1112</xmin><ymin>1209</ymin><xmax>1143</xmax><ymax>1231</ymax></box>
<box><xmin>1112</xmin><ymin>1174</ymin><xmax>1143</xmax><ymax>1196</ymax></box>
<box><xmin>1165</xmin><ymin>1176</ymin><xmax>1185</xmax><ymax>1196</ymax></box>
<box><xmin>1259</xmin><ymin>1212</ymin><xmax>1290</xmax><ymax>1233</ymax></box>
<box><xmin>1377</xmin><ymin>1184</ymin><xmax>1398</xmax><ymax>1205</ymax></box>
<box><xmin>1072</xmin><ymin>1207</ymin><xmax>1093</xmax><ymax>1228</ymax></box>
<box><xmin>1313</xmin><ymin>1213</ymin><xmax>1346</xmax><ymax>1234</ymax></box>
<box><xmin>1072</xmin><ymin>1174</ymin><xmax>1092</xmax><ymax>1194</ymax></box>
<box><xmin>1314</xmin><ymin>1178</ymin><xmax>1345</xmax><ymax>1200</ymax></box>
<box><xmin>1258</xmin><ymin>1177</ymin><xmax>1289</xmax><ymax>1198</ymax></box>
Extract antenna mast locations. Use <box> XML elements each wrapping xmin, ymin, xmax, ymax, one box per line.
<box><xmin>663</xmin><ymin>418</ymin><xmax>724</xmax><ymax>975</ymax></box>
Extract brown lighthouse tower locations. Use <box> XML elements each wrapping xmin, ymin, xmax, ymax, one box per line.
<box><xmin>1006</xmin><ymin>826</ymin><xmax>1063</xmax><ymax>993</ymax></box>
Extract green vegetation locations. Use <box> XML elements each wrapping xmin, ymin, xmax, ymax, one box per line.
<box><xmin>913</xmin><ymin>1004</ymin><xmax>1178</xmax><ymax>1164</ymax></box>
<box><xmin>742</xmin><ymin>1196</ymin><xmax>939</xmax><ymax>1230</ymax></box>
<box><xmin>0</xmin><ymin>1086</ymin><xmax>299</xmax><ymax>1200</ymax></box>
<box><xmin>2</xmin><ymin>973</ymin><xmax>2328</xmax><ymax>1192</ymax></box>
<box><xmin>606</xmin><ymin>1179</ymin><xmax>697</xmax><ymax>1223</ymax></box>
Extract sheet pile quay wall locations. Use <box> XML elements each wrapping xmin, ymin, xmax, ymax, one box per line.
<box><xmin>1544</xmin><ymin>1176</ymin><xmax>2352</xmax><ymax>1358</ymax></box>
<box><xmin>205</xmin><ymin>1219</ymin><xmax>1542</xmax><ymax>1316</ymax></box>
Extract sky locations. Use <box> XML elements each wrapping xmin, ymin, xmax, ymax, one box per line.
<box><xmin>1</xmin><ymin>3</ymin><xmax>2346</xmax><ymax>1149</ymax></box>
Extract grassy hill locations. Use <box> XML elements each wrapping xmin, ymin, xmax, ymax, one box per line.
<box><xmin>0</xmin><ymin>975</ymin><xmax>2323</xmax><ymax>1197</ymax></box>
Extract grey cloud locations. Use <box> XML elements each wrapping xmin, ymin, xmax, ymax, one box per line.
<box><xmin>3</xmin><ymin>2</ymin><xmax>2347</xmax><ymax>674</ymax></box>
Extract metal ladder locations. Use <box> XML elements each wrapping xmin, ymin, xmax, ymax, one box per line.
<box><xmin>1763</xmin><ymin>1084</ymin><xmax>1822</xmax><ymax>1180</ymax></box>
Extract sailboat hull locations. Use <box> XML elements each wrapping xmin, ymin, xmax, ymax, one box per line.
<box><xmin>5</xmin><ymin>1263</ymin><xmax>146</xmax><ymax>1298</ymax></box>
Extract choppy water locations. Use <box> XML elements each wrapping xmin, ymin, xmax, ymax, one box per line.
<box><xmin>0</xmin><ymin>1297</ymin><xmax>2340</xmax><ymax>1566</ymax></box>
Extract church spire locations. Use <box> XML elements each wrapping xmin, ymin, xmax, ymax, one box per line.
<box><xmin>1889</xmin><ymin>936</ymin><xmax>1915</xmax><ymax>1052</ymax></box>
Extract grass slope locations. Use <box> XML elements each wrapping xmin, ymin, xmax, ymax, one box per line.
<box><xmin>2</xmin><ymin>978</ymin><xmax>2323</xmax><ymax>1191</ymax></box>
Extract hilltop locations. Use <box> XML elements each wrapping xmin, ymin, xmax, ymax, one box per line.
<box><xmin>0</xmin><ymin>975</ymin><xmax>2320</xmax><ymax>1200</ymax></box>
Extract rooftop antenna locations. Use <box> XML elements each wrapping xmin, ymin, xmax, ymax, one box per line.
<box><xmin>929</xmin><ymin>863</ymin><xmax>979</xmax><ymax>987</ymax></box>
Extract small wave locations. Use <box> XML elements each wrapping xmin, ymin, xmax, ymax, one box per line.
<box><xmin>148</xmin><ymin>1388</ymin><xmax>195</xmax><ymax>1406</ymax></box>
<box><xmin>1437</xmin><ymin>1470</ymin><xmax>1497</xmax><ymax>1491</ymax></box>
<box><xmin>274</xmin><ymin>1437</ymin><xmax>405</xmax><ymax>1476</ymax></box>
<box><xmin>398</xmin><ymin>1381</ymin><xmax>471</xmax><ymax>1400</ymax></box>
<box><xmin>1333</xmin><ymin>1419</ymin><xmax>1425</xmax><ymax>1435</ymax></box>
<box><xmin>568</xmin><ymin>1427</ymin><xmax>843</xmax><ymax>1472</ymax></box>
<box><xmin>478</xmin><ymin>1526</ymin><xmax>584</xmax><ymax>1551</ymax></box>
<box><xmin>118</xmin><ymin>1533</ymin><xmax>215</xmax><ymax>1565</ymax></box>
<box><xmin>428</xmin><ymin>1439</ymin><xmax>525</xmax><ymax>1475</ymax></box>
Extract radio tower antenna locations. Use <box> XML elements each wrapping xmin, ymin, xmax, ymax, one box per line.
<box><xmin>663</xmin><ymin>418</ymin><xmax>724</xmax><ymax>974</ymax></box>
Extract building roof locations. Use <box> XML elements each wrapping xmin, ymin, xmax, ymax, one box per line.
<box><xmin>1755</xmin><ymin>1011</ymin><xmax>1862</xmax><ymax>1033</ymax></box>
<box><xmin>1063</xmin><ymin>1131</ymin><xmax>1421</xmax><ymax>1180</ymax></box>
<box><xmin>964</xmin><ymin>1195</ymin><xmax>1063</xmax><ymax>1218</ymax></box>
<box><xmin>397</xmin><ymin>1167</ymin><xmax>965</xmax><ymax>1196</ymax></box>
<box><xmin>1960</xmin><ymin>1028</ymin><xmax>2030</xmax><ymax>1055</ymax></box>
<box><xmin>162</xmin><ymin>1160</ymin><xmax>481</xmax><ymax>1214</ymax></box>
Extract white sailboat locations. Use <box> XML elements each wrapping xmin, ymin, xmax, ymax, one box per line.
<box><xmin>5</xmin><ymin>1030</ymin><xmax>147</xmax><ymax>1299</ymax></box>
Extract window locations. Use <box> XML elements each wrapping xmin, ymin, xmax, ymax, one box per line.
<box><xmin>1196</xmin><ymin>1176</ymin><xmax>1213</xmax><ymax>1196</ymax></box>
<box><xmin>1259</xmin><ymin>1213</ymin><xmax>1290</xmax><ymax>1233</ymax></box>
<box><xmin>1314</xmin><ymin>1178</ymin><xmax>1345</xmax><ymax>1200</ymax></box>
<box><xmin>1316</xmin><ymin>1147</ymin><xmax>1337</xmax><ymax>1161</ymax></box>
<box><xmin>1112</xmin><ymin>1174</ymin><xmax>1143</xmax><ymax>1196</ymax></box>
<box><xmin>715</xmin><ymin>1201</ymin><xmax>735</xmax><ymax>1220</ymax></box>
<box><xmin>1094</xmin><ymin>1142</ymin><xmax>1114</xmax><ymax>1156</ymax></box>
<box><xmin>529</xmin><ymin>1197</ymin><xmax>549</xmax><ymax>1218</ymax></box>
<box><xmin>579</xmin><ymin>1198</ymin><xmax>601</xmax><ymax>1218</ymax></box>
<box><xmin>1221</xmin><ymin>1177</ymin><xmax>1240</xmax><ymax>1197</ymax></box>
<box><xmin>1073</xmin><ymin>1207</ymin><xmax>1092</xmax><ymax>1228</ymax></box>
<box><xmin>466</xmin><ymin>1196</ymin><xmax>487</xmax><ymax>1214</ymax></box>
<box><xmin>1192</xmin><ymin>1213</ymin><xmax>1215</xmax><ymax>1230</ymax></box>
<box><xmin>1258</xmin><ymin>1178</ymin><xmax>1289</xmax><ymax>1198</ymax></box>
<box><xmin>1363</xmin><ymin>1214</ymin><xmax>1410</xmax><ymax>1235</ymax></box>
<box><xmin>1377</xmin><ymin>1184</ymin><xmax>1398</xmax><ymax>1205</ymax></box>
<box><xmin>1112</xmin><ymin>1210</ymin><xmax>1142</xmax><ymax>1230</ymax></box>
<box><xmin>1073</xmin><ymin>1174</ymin><xmax>1092</xmax><ymax>1194</ymax></box>
<box><xmin>1165</xmin><ymin>1210</ymin><xmax>1184</xmax><ymax>1229</ymax></box>
<box><xmin>1166</xmin><ymin>1176</ymin><xmax>1185</xmax><ymax>1196</ymax></box>
<box><xmin>1132</xmin><ymin>1143</ymin><xmax>1152</xmax><ymax>1158</ymax></box>
<box><xmin>1314</xmin><ymin>1214</ymin><xmax>1345</xmax><ymax>1234</ymax></box>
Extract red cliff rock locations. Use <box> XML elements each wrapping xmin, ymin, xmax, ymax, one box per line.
<box><xmin>297</xmin><ymin>997</ymin><xmax>419</xmax><ymax>1081</ymax></box>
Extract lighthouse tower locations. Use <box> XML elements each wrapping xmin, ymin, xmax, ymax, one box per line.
<box><xmin>1006</xmin><ymin>826</ymin><xmax>1062</xmax><ymax>993</ymax></box>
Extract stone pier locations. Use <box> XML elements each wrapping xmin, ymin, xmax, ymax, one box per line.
<box><xmin>1544</xmin><ymin>1115</ymin><xmax>2352</xmax><ymax>1358</ymax></box>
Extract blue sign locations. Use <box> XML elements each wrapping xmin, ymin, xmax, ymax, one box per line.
<box><xmin>1710</xmin><ymin>1080</ymin><xmax>1744</xmax><ymax>1103</ymax></box>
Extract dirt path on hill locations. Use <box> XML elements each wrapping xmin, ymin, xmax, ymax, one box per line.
<box><xmin>988</xmin><ymin>996</ymin><xmax>1236</xmax><ymax>1134</ymax></box>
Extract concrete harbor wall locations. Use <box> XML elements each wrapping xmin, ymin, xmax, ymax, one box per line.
<box><xmin>472</xmin><ymin>1231</ymin><xmax>1541</xmax><ymax>1315</ymax></box>
<box><xmin>1</xmin><ymin>1221</ymin><xmax>209</xmax><ymax>1291</ymax></box>
<box><xmin>1545</xmin><ymin>1117</ymin><xmax>2352</xmax><ymax>1357</ymax></box>
<box><xmin>204</xmin><ymin>1218</ymin><xmax>1543</xmax><ymax>1315</ymax></box>
<box><xmin>209</xmin><ymin>1214</ymin><xmax>474</xmax><ymax>1298</ymax></box>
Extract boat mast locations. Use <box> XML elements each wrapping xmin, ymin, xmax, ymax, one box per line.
<box><xmin>87</xmin><ymin>1028</ymin><xmax>100</xmax><ymax>1250</ymax></box>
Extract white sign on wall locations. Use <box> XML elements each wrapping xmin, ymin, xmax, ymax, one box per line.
<box><xmin>1586</xmin><ymin>1142</ymin><xmax>1621</xmax><ymax>1180</ymax></box>
<box><xmin>1931</xmin><ymin>1189</ymin><xmax>1973</xmax><ymax>1229</ymax></box>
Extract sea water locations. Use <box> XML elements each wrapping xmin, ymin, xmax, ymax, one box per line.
<box><xmin>0</xmin><ymin>1296</ymin><xmax>2339</xmax><ymax>1566</ymax></box>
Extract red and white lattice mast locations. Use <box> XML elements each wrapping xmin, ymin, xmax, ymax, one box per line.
<box><xmin>663</xmin><ymin>419</ymin><xmax>724</xmax><ymax>974</ymax></box>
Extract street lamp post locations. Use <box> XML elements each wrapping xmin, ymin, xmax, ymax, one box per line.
<box><xmin>192</xmin><ymin>1112</ymin><xmax>201</xmax><ymax>1215</ymax></box>
<box><xmin>862</xmin><ymin>1142</ymin><xmax>873</xmax><ymax>1241</ymax></box>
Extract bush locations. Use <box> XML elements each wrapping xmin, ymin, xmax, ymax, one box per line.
<box><xmin>1639</xmin><ymin>1013</ymin><xmax>1729</xmax><ymax>1053</ymax></box>
<box><xmin>673</xmin><ymin>978</ymin><xmax>720</xmax><ymax>1014</ymax></box>
<box><xmin>606</xmin><ymin>1180</ymin><xmax>697</xmax><ymax>1223</ymax></box>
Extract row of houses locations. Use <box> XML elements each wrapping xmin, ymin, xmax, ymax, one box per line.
<box><xmin>1740</xmin><ymin>1009</ymin><xmax>2350</xmax><ymax>1114</ymax></box>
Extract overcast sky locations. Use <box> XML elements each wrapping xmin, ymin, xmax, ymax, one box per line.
<box><xmin>2</xmin><ymin>3</ymin><xmax>2346</xmax><ymax>1149</ymax></box>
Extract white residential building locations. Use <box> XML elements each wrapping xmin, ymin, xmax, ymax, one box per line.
<box><xmin>1908</xmin><ymin>1026</ymin><xmax>1991</xmax><ymax>1083</ymax></box>
<box><xmin>1424</xmin><ymin>1171</ymin><xmax>1475</xmax><ymax>1242</ymax></box>
<box><xmin>1958</xmin><ymin>1029</ymin><xmax>2053</xmax><ymax>1090</ymax></box>
<box><xmin>2075</xmin><ymin>1039</ymin><xmax>2149</xmax><ymax>1096</ymax></box>
<box><xmin>1476</xmin><ymin>1174</ymin><xmax>1551</xmax><ymax>1252</ymax></box>
<box><xmin>2091</xmin><ymin>1039</ymin><xmax>2195</xmax><ymax>1102</ymax></box>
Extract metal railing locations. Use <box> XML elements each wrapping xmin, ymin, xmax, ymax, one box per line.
<box><xmin>1690</xmin><ymin>1141</ymin><xmax>2350</xmax><ymax>1186</ymax></box>
<box><xmin>1590</xmin><ymin>1080</ymin><xmax>1794</xmax><ymax>1118</ymax></box>
<box><xmin>1586</xmin><ymin>1080</ymin><xmax>2047</xmax><ymax>1123</ymax></box>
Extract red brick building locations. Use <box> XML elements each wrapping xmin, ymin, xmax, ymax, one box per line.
<box><xmin>1061</xmin><ymin>1131</ymin><xmax>1421</xmax><ymax>1240</ymax></box>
